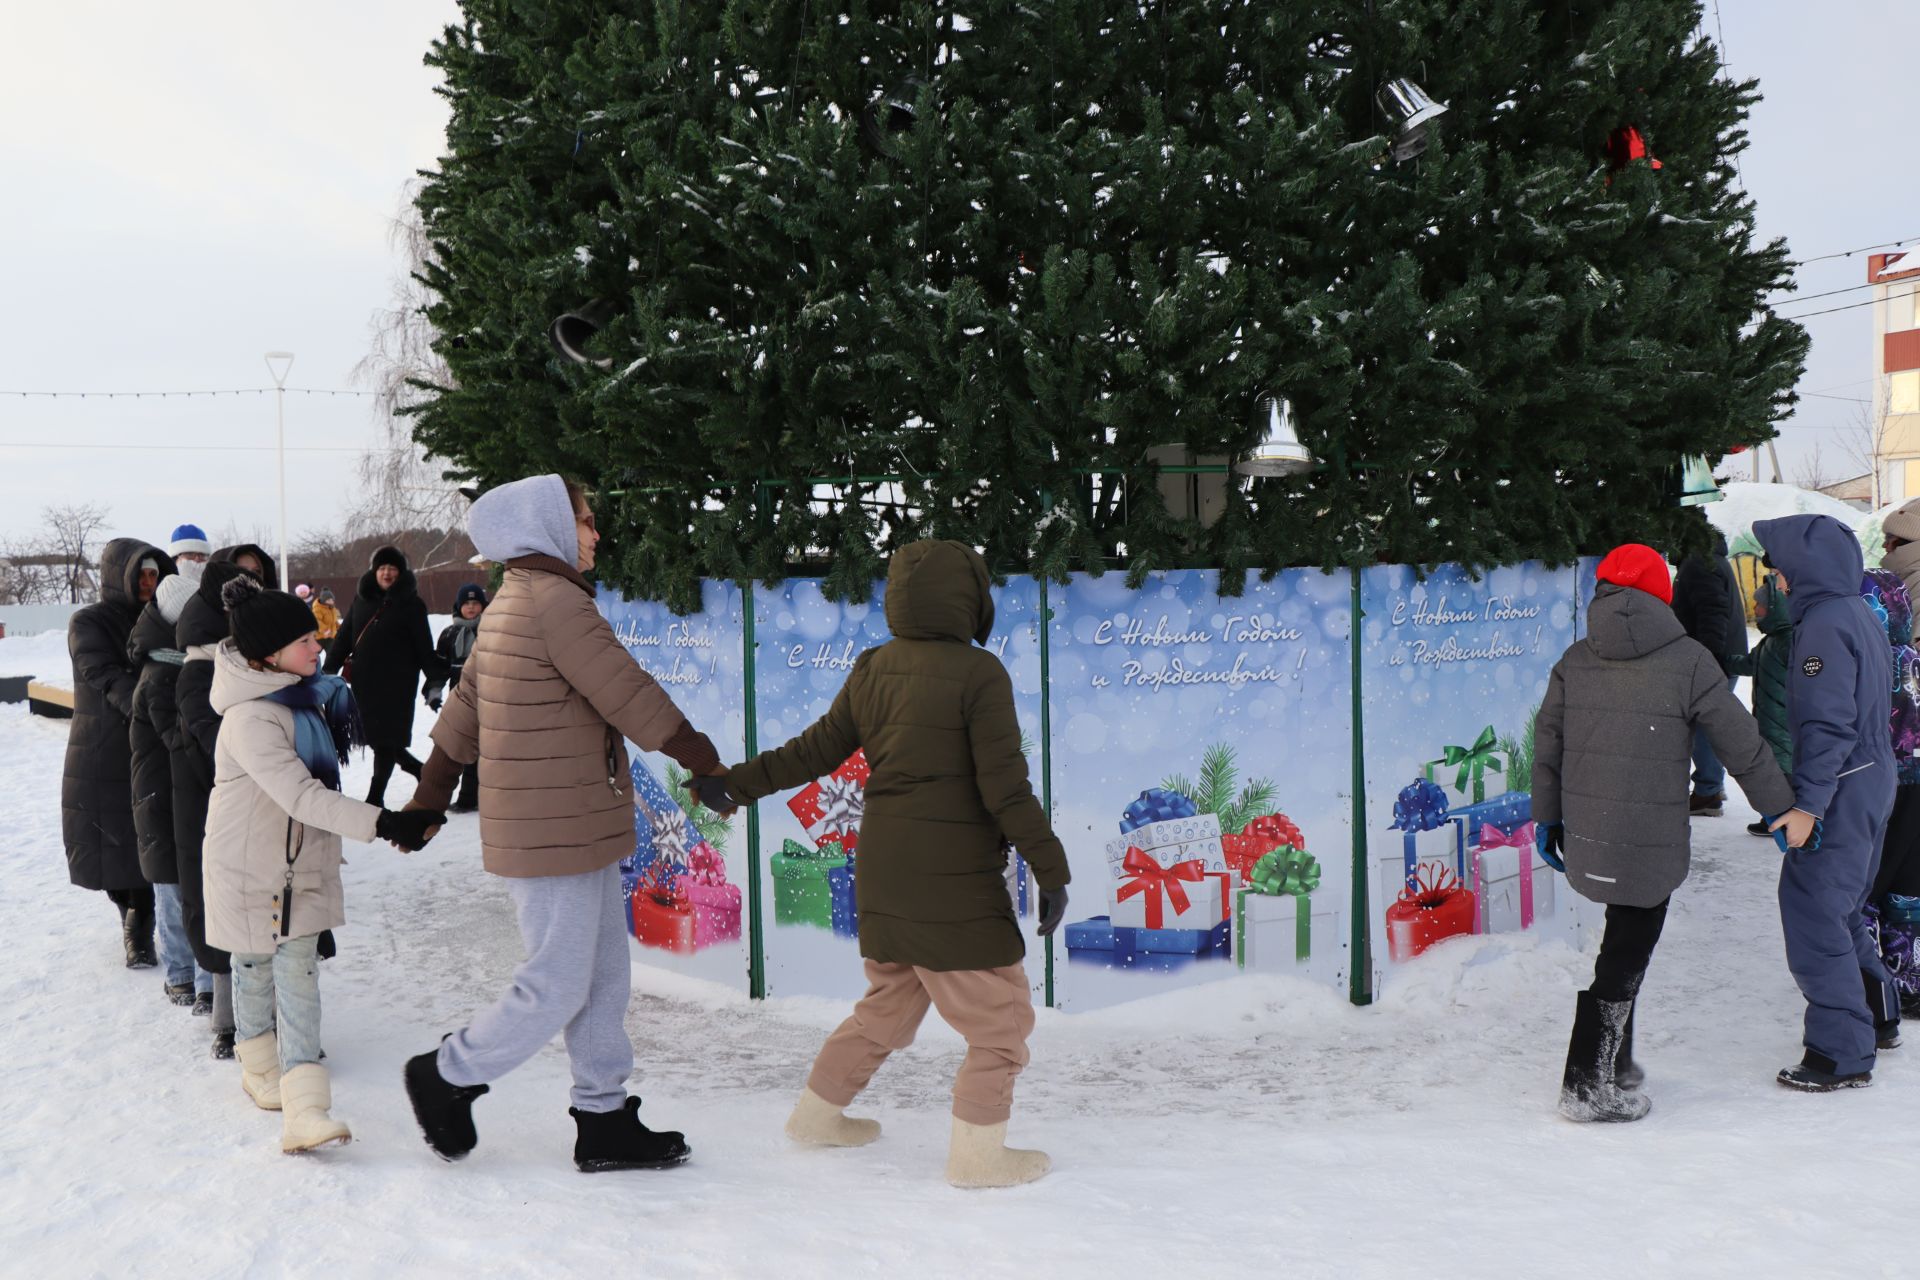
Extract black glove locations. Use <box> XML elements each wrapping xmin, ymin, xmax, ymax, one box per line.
<box><xmin>426</xmin><ymin>693</ymin><xmax>443</xmax><ymax>712</ymax></box>
<box><xmin>377</xmin><ymin>808</ymin><xmax>445</xmax><ymax>852</ymax></box>
<box><xmin>1036</xmin><ymin>886</ymin><xmax>1070</xmax><ymax>937</ymax></box>
<box><xmin>691</xmin><ymin>773</ymin><xmax>737</xmax><ymax>812</ymax></box>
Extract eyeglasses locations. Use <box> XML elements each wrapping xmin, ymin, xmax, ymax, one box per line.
<box><xmin>577</xmin><ymin>511</ymin><xmax>597</xmax><ymax>533</ymax></box>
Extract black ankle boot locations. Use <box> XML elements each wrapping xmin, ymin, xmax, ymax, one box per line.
<box><xmin>405</xmin><ymin>1040</ymin><xmax>490</xmax><ymax>1161</ymax></box>
<box><xmin>570</xmin><ymin>1097</ymin><xmax>690</xmax><ymax>1172</ymax></box>
<box><xmin>1778</xmin><ymin>1050</ymin><xmax>1873</xmax><ymax>1091</ymax></box>
<box><xmin>210</xmin><ymin>1027</ymin><xmax>235</xmax><ymax>1060</ymax></box>
<box><xmin>1560</xmin><ymin>991</ymin><xmax>1651</xmax><ymax>1122</ymax></box>
<box><xmin>122</xmin><ymin>902</ymin><xmax>157</xmax><ymax>969</ymax></box>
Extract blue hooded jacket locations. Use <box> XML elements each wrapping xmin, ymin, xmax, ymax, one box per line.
<box><xmin>1754</xmin><ymin>515</ymin><xmax>1894</xmax><ymax>817</ymax></box>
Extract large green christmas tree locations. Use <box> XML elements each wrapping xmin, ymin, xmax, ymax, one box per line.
<box><xmin>410</xmin><ymin>0</ymin><xmax>1808</xmax><ymax>609</ymax></box>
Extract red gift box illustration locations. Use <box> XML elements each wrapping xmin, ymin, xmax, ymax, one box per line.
<box><xmin>1385</xmin><ymin>865</ymin><xmax>1477</xmax><ymax>962</ymax></box>
<box><xmin>630</xmin><ymin>838</ymin><xmax>742</xmax><ymax>954</ymax></box>
<box><xmin>787</xmin><ymin>750</ymin><xmax>870</xmax><ymax>854</ymax></box>
<box><xmin>1220</xmin><ymin>812</ymin><xmax>1304</xmax><ymax>883</ymax></box>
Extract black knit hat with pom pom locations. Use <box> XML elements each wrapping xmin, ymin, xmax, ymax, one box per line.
<box><xmin>222</xmin><ymin>575</ymin><xmax>319</xmax><ymax>662</ymax></box>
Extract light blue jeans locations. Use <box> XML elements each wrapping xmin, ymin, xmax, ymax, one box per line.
<box><xmin>232</xmin><ymin>935</ymin><xmax>323</xmax><ymax>1071</ymax></box>
<box><xmin>153</xmin><ymin>883</ymin><xmax>212</xmax><ymax>994</ymax></box>
<box><xmin>1691</xmin><ymin>675</ymin><xmax>1741</xmax><ymax>796</ymax></box>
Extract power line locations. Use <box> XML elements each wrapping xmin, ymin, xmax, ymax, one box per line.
<box><xmin>0</xmin><ymin>442</ymin><xmax>405</xmax><ymax>453</ymax></box>
<box><xmin>0</xmin><ymin>387</ymin><xmax>378</xmax><ymax>399</ymax></box>
<box><xmin>1748</xmin><ymin>291</ymin><xmax>1906</xmax><ymax>328</ymax></box>
<box><xmin>1791</xmin><ymin>235</ymin><xmax>1920</xmax><ymax>268</ymax></box>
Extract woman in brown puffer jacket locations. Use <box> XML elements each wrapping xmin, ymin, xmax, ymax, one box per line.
<box><xmin>401</xmin><ymin>474</ymin><xmax>727</xmax><ymax>1175</ymax></box>
<box><xmin>700</xmin><ymin>539</ymin><xmax>1072</xmax><ymax>1189</ymax></box>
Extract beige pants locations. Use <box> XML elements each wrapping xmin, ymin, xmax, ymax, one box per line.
<box><xmin>807</xmin><ymin>958</ymin><xmax>1035</xmax><ymax>1125</ymax></box>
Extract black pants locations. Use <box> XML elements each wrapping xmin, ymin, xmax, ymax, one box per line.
<box><xmin>367</xmin><ymin>747</ymin><xmax>423</xmax><ymax>806</ymax></box>
<box><xmin>1872</xmin><ymin>784</ymin><xmax>1920</xmax><ymax>901</ymax></box>
<box><xmin>105</xmin><ymin>885</ymin><xmax>154</xmax><ymax>915</ymax></box>
<box><xmin>1591</xmin><ymin>899</ymin><xmax>1670</xmax><ymax>1002</ymax></box>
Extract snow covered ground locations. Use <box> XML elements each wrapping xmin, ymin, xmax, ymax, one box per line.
<box><xmin>3</xmin><ymin>694</ymin><xmax>1913</xmax><ymax>1279</ymax></box>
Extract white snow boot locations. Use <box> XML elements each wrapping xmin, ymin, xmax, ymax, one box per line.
<box><xmin>945</xmin><ymin>1117</ymin><xmax>1050</xmax><ymax>1188</ymax></box>
<box><xmin>234</xmin><ymin>1030</ymin><xmax>282</xmax><ymax>1111</ymax></box>
<box><xmin>279</xmin><ymin>1064</ymin><xmax>352</xmax><ymax>1153</ymax></box>
<box><xmin>785</xmin><ymin>1088</ymin><xmax>880</xmax><ymax>1147</ymax></box>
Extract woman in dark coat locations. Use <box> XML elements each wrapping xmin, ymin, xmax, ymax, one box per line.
<box><xmin>174</xmin><ymin>546</ymin><xmax>275</xmax><ymax>1054</ymax></box>
<box><xmin>325</xmin><ymin>545</ymin><xmax>434</xmax><ymax>805</ymax></box>
<box><xmin>64</xmin><ymin>536</ymin><xmax>173</xmax><ymax>967</ymax></box>
<box><xmin>130</xmin><ymin>572</ymin><xmax>200</xmax><ymax>1003</ymax></box>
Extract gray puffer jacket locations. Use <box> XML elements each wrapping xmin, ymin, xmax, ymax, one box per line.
<box><xmin>1533</xmin><ymin>582</ymin><xmax>1794</xmax><ymax>908</ymax></box>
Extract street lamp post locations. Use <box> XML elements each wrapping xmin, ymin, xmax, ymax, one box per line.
<box><xmin>264</xmin><ymin>352</ymin><xmax>294</xmax><ymax>585</ymax></box>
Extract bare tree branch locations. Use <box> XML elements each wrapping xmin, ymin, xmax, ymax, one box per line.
<box><xmin>350</xmin><ymin>177</ymin><xmax>468</xmax><ymax>565</ymax></box>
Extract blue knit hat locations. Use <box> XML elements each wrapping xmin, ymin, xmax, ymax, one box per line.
<box><xmin>454</xmin><ymin>583</ymin><xmax>488</xmax><ymax>611</ymax></box>
<box><xmin>168</xmin><ymin>523</ymin><xmax>211</xmax><ymax>558</ymax></box>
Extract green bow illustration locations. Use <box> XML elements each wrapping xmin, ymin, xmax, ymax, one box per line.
<box><xmin>1434</xmin><ymin>725</ymin><xmax>1504</xmax><ymax>803</ymax></box>
<box><xmin>1249</xmin><ymin>846</ymin><xmax>1322</xmax><ymax>898</ymax></box>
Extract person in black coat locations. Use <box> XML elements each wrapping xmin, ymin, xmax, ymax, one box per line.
<box><xmin>131</xmin><ymin>573</ymin><xmax>203</xmax><ymax>1004</ymax></box>
<box><xmin>1672</xmin><ymin>525</ymin><xmax>1752</xmax><ymax>815</ymax></box>
<box><xmin>174</xmin><ymin>545</ymin><xmax>275</xmax><ymax>1052</ymax></box>
<box><xmin>325</xmin><ymin>545</ymin><xmax>434</xmax><ymax>806</ymax></box>
<box><xmin>64</xmin><ymin>536</ymin><xmax>174</xmax><ymax>968</ymax></box>
<box><xmin>424</xmin><ymin>582</ymin><xmax>487</xmax><ymax>812</ymax></box>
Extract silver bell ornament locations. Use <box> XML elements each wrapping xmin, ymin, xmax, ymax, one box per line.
<box><xmin>549</xmin><ymin>300</ymin><xmax>616</xmax><ymax>369</ymax></box>
<box><xmin>1376</xmin><ymin>78</ymin><xmax>1449</xmax><ymax>162</ymax></box>
<box><xmin>1677</xmin><ymin>454</ymin><xmax>1725</xmax><ymax>507</ymax></box>
<box><xmin>1236</xmin><ymin>395</ymin><xmax>1316</xmax><ymax>477</ymax></box>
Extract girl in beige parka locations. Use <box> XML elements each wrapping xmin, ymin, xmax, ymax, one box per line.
<box><xmin>203</xmin><ymin>577</ymin><xmax>443</xmax><ymax>1154</ymax></box>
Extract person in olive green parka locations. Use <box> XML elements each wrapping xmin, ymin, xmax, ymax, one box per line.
<box><xmin>698</xmin><ymin>539</ymin><xmax>1070</xmax><ymax>1188</ymax></box>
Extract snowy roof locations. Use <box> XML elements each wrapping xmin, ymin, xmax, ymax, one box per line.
<box><xmin>1707</xmin><ymin>481</ymin><xmax>1870</xmax><ymax>557</ymax></box>
<box><xmin>1878</xmin><ymin>252</ymin><xmax>1917</xmax><ymax>280</ymax></box>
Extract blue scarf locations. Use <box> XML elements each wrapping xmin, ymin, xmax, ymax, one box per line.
<box><xmin>262</xmin><ymin>673</ymin><xmax>363</xmax><ymax>792</ymax></box>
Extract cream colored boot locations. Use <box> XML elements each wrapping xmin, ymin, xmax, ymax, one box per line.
<box><xmin>279</xmin><ymin>1064</ymin><xmax>352</xmax><ymax>1153</ymax></box>
<box><xmin>785</xmin><ymin>1088</ymin><xmax>881</xmax><ymax>1147</ymax></box>
<box><xmin>234</xmin><ymin>1031</ymin><xmax>282</xmax><ymax>1111</ymax></box>
<box><xmin>945</xmin><ymin>1117</ymin><xmax>1050</xmax><ymax>1188</ymax></box>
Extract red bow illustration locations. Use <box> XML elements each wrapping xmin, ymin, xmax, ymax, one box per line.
<box><xmin>1115</xmin><ymin>847</ymin><xmax>1206</xmax><ymax>929</ymax></box>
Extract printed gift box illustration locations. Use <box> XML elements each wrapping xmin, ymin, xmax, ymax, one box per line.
<box><xmin>772</xmin><ymin>838</ymin><xmax>848</xmax><ymax>930</ymax></box>
<box><xmin>787</xmin><ymin>749</ymin><xmax>870</xmax><ymax>854</ymax></box>
<box><xmin>1234</xmin><ymin>847</ymin><xmax>1336</xmax><ymax>979</ymax></box>
<box><xmin>623</xmin><ymin>759</ymin><xmax>743</xmax><ymax>954</ymax></box>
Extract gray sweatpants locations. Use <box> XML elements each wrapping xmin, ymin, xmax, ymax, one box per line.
<box><xmin>437</xmin><ymin>861</ymin><xmax>634</xmax><ymax>1113</ymax></box>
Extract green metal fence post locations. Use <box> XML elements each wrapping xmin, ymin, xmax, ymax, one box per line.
<box><xmin>1348</xmin><ymin>565</ymin><xmax>1372</xmax><ymax>1006</ymax></box>
<box><xmin>1039</xmin><ymin>572</ymin><xmax>1056</xmax><ymax>1009</ymax></box>
<box><xmin>743</xmin><ymin>582</ymin><xmax>766</xmax><ymax>1000</ymax></box>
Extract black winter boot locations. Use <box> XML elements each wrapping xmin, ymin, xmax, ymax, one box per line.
<box><xmin>1615</xmin><ymin>1001</ymin><xmax>1645</xmax><ymax>1090</ymax></box>
<box><xmin>192</xmin><ymin>990</ymin><xmax>213</xmax><ymax>1017</ymax></box>
<box><xmin>1865</xmin><ymin>969</ymin><xmax>1902</xmax><ymax>1050</ymax></box>
<box><xmin>1778</xmin><ymin>1050</ymin><xmax>1872</xmax><ymax>1092</ymax></box>
<box><xmin>211</xmin><ymin>1027</ymin><xmax>235</xmax><ymax>1060</ymax></box>
<box><xmin>122</xmin><ymin>902</ymin><xmax>157</xmax><ymax>969</ymax></box>
<box><xmin>164</xmin><ymin>982</ymin><xmax>195</xmax><ymax>1006</ymax></box>
<box><xmin>1560</xmin><ymin>991</ymin><xmax>1651</xmax><ymax>1122</ymax></box>
<box><xmin>404</xmin><ymin>1040</ymin><xmax>490</xmax><ymax>1162</ymax></box>
<box><xmin>570</xmin><ymin>1097</ymin><xmax>690</xmax><ymax>1172</ymax></box>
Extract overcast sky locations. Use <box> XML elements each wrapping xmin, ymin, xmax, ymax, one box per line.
<box><xmin>2</xmin><ymin>1</ymin><xmax>1914</xmax><ymax>560</ymax></box>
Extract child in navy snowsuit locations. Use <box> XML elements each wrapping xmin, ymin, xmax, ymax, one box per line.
<box><xmin>1754</xmin><ymin>514</ymin><xmax>1900</xmax><ymax>1090</ymax></box>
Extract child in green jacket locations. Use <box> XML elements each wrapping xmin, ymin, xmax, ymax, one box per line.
<box><xmin>1729</xmin><ymin>561</ymin><xmax>1793</xmax><ymax>835</ymax></box>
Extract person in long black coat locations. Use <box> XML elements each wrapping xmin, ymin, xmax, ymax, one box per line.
<box><xmin>130</xmin><ymin>573</ymin><xmax>200</xmax><ymax>1003</ymax></box>
<box><xmin>1672</xmin><ymin>526</ymin><xmax>1751</xmax><ymax>814</ymax></box>
<box><xmin>64</xmin><ymin>536</ymin><xmax>174</xmax><ymax>967</ymax></box>
<box><xmin>174</xmin><ymin>545</ymin><xmax>275</xmax><ymax>1053</ymax></box>
<box><xmin>325</xmin><ymin>545</ymin><xmax>434</xmax><ymax>806</ymax></box>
